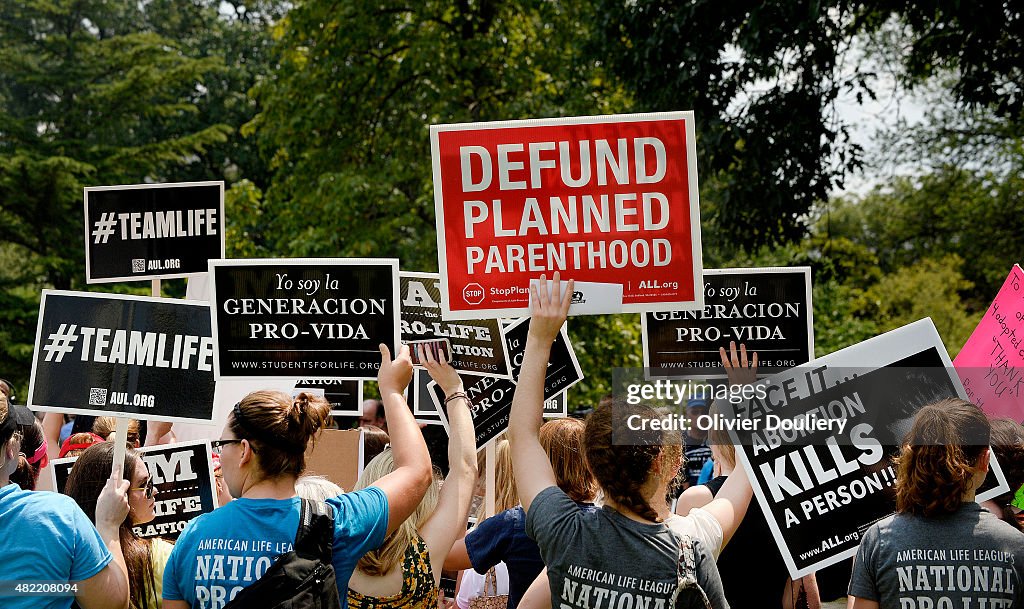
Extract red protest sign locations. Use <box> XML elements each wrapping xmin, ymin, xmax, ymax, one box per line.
<box><xmin>430</xmin><ymin>112</ymin><xmax>704</xmax><ymax>320</ymax></box>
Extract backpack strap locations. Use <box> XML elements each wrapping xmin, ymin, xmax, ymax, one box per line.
<box><xmin>294</xmin><ymin>498</ymin><xmax>336</xmax><ymax>564</ymax></box>
<box><xmin>669</xmin><ymin>533</ymin><xmax>711</xmax><ymax>609</ymax></box>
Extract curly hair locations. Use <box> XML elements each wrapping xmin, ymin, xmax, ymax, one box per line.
<box><xmin>894</xmin><ymin>399</ymin><xmax>990</xmax><ymax>518</ymax></box>
<box><xmin>584</xmin><ymin>401</ymin><xmax>681</xmax><ymax>522</ymax></box>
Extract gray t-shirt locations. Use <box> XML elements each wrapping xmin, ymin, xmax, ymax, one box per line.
<box><xmin>526</xmin><ymin>486</ymin><xmax>728</xmax><ymax>609</ymax></box>
<box><xmin>849</xmin><ymin>502</ymin><xmax>1024</xmax><ymax>609</ymax></box>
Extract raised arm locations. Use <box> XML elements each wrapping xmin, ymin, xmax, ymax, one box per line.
<box><xmin>418</xmin><ymin>346</ymin><xmax>478</xmax><ymax>585</ymax></box>
<box><xmin>370</xmin><ymin>344</ymin><xmax>434</xmax><ymax>535</ymax></box>
<box><xmin>508</xmin><ymin>273</ymin><xmax>573</xmax><ymax>513</ymax></box>
<box><xmin>701</xmin><ymin>341</ymin><xmax>757</xmax><ymax>547</ymax></box>
<box><xmin>75</xmin><ymin>474</ymin><xmax>131</xmax><ymax>609</ymax></box>
<box><xmin>518</xmin><ymin>569</ymin><xmax>553</xmax><ymax>609</ymax></box>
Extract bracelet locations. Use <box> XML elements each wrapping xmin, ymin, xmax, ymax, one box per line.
<box><xmin>444</xmin><ymin>392</ymin><xmax>471</xmax><ymax>406</ymax></box>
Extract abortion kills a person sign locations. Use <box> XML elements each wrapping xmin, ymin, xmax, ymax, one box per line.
<box><xmin>28</xmin><ymin>291</ymin><xmax>216</xmax><ymax>423</ymax></box>
<box><xmin>725</xmin><ymin>319</ymin><xmax>1008</xmax><ymax>579</ymax></box>
<box><xmin>431</xmin><ymin>112</ymin><xmax>704</xmax><ymax>319</ymax></box>
<box><xmin>52</xmin><ymin>440</ymin><xmax>217</xmax><ymax>541</ymax></box>
<box><xmin>85</xmin><ymin>181</ymin><xmax>224</xmax><ymax>283</ymax></box>
<box><xmin>401</xmin><ymin>272</ymin><xmax>512</xmax><ymax>378</ymax></box>
<box><xmin>209</xmin><ymin>259</ymin><xmax>400</xmax><ymax>380</ymax></box>
<box><xmin>643</xmin><ymin>268</ymin><xmax>814</xmax><ymax>378</ymax></box>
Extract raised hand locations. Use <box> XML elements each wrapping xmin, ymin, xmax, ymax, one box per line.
<box><xmin>420</xmin><ymin>343</ymin><xmax>464</xmax><ymax>396</ymax></box>
<box><xmin>720</xmin><ymin>340</ymin><xmax>758</xmax><ymax>386</ymax></box>
<box><xmin>527</xmin><ymin>272</ymin><xmax>573</xmax><ymax>346</ymax></box>
<box><xmin>378</xmin><ymin>343</ymin><xmax>414</xmax><ymax>395</ymax></box>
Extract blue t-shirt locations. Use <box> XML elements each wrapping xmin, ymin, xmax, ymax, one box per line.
<box><xmin>163</xmin><ymin>487</ymin><xmax>389</xmax><ymax>609</ymax></box>
<box><xmin>466</xmin><ymin>502</ymin><xmax>597</xmax><ymax>609</ymax></box>
<box><xmin>696</xmin><ymin>458</ymin><xmax>715</xmax><ymax>485</ymax></box>
<box><xmin>0</xmin><ymin>483</ymin><xmax>112</xmax><ymax>609</ymax></box>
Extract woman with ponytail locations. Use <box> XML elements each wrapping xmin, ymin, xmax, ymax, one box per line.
<box><xmin>11</xmin><ymin>417</ymin><xmax>47</xmax><ymax>490</ymax></box>
<box><xmin>509</xmin><ymin>274</ymin><xmax>754</xmax><ymax>609</ymax></box>
<box><xmin>163</xmin><ymin>344</ymin><xmax>434</xmax><ymax>608</ymax></box>
<box><xmin>346</xmin><ymin>345</ymin><xmax>477</xmax><ymax>609</ymax></box>
<box><xmin>848</xmin><ymin>399</ymin><xmax>1024</xmax><ymax>608</ymax></box>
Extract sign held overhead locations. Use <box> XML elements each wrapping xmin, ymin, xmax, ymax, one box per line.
<box><xmin>85</xmin><ymin>181</ymin><xmax>224</xmax><ymax>283</ymax></box>
<box><xmin>431</xmin><ymin>112</ymin><xmax>703</xmax><ymax>319</ymax></box>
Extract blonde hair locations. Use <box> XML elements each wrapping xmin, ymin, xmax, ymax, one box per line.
<box><xmin>540</xmin><ymin>418</ymin><xmax>598</xmax><ymax>503</ymax></box>
<box><xmin>474</xmin><ymin>437</ymin><xmax>519</xmax><ymax>522</ymax></box>
<box><xmin>354</xmin><ymin>448</ymin><xmax>440</xmax><ymax>575</ymax></box>
<box><xmin>707</xmin><ymin>403</ymin><xmax>735</xmax><ymax>469</ymax></box>
<box><xmin>93</xmin><ymin>417</ymin><xmax>141</xmax><ymax>447</ymax></box>
<box><xmin>296</xmin><ymin>475</ymin><xmax>344</xmax><ymax>502</ymax></box>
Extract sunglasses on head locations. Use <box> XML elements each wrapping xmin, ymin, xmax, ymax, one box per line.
<box><xmin>129</xmin><ymin>477</ymin><xmax>155</xmax><ymax>499</ymax></box>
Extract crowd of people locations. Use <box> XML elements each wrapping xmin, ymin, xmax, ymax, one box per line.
<box><xmin>2</xmin><ymin>275</ymin><xmax>1024</xmax><ymax>609</ymax></box>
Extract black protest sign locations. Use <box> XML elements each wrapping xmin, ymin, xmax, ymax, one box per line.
<box><xmin>503</xmin><ymin>317</ymin><xmax>584</xmax><ymax>397</ymax></box>
<box><xmin>410</xmin><ymin>369</ymin><xmax>445</xmax><ymax>426</ymax></box>
<box><xmin>209</xmin><ymin>259</ymin><xmax>400</xmax><ymax>380</ymax></box>
<box><xmin>401</xmin><ymin>272</ymin><xmax>512</xmax><ymax>378</ymax></box>
<box><xmin>428</xmin><ymin>372</ymin><xmax>571</xmax><ymax>447</ymax></box>
<box><xmin>29</xmin><ymin>291</ymin><xmax>216</xmax><ymax>422</ymax></box>
<box><xmin>51</xmin><ymin>459</ymin><xmax>76</xmax><ymax>495</ymax></box>
<box><xmin>727</xmin><ymin>319</ymin><xmax>1008</xmax><ymax>579</ymax></box>
<box><xmin>643</xmin><ymin>267</ymin><xmax>814</xmax><ymax>378</ymax></box>
<box><xmin>85</xmin><ymin>182</ymin><xmax>224</xmax><ymax>283</ymax></box>
<box><xmin>294</xmin><ymin>379</ymin><xmax>363</xmax><ymax>416</ymax></box>
<box><xmin>51</xmin><ymin>440</ymin><xmax>217</xmax><ymax>541</ymax></box>
<box><xmin>545</xmin><ymin>391</ymin><xmax>568</xmax><ymax>418</ymax></box>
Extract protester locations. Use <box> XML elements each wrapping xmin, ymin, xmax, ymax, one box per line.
<box><xmin>509</xmin><ymin>274</ymin><xmax>753</xmax><ymax>609</ymax></box>
<box><xmin>60</xmin><ymin>414</ymin><xmax>75</xmax><ymax>445</ymax></box>
<box><xmin>848</xmin><ymin>399</ymin><xmax>1024</xmax><ymax>608</ymax></box>
<box><xmin>162</xmin><ymin>345</ymin><xmax>433</xmax><ymax>608</ymax></box>
<box><xmin>981</xmin><ymin>417</ymin><xmax>1024</xmax><ymax>531</ymax></box>
<box><xmin>361</xmin><ymin>399</ymin><xmax>388</xmax><ymax>433</ymax></box>
<box><xmin>11</xmin><ymin>416</ymin><xmax>47</xmax><ymax>490</ymax></box>
<box><xmin>1</xmin><ymin>393</ymin><xmax>131</xmax><ymax>609</ymax></box>
<box><xmin>682</xmin><ymin>397</ymin><xmax>713</xmax><ymax>489</ymax></box>
<box><xmin>60</xmin><ymin>432</ymin><xmax>107</xmax><ymax>459</ymax></box>
<box><xmin>363</xmin><ymin>424</ymin><xmax>390</xmax><ymax>465</ymax></box>
<box><xmin>347</xmin><ymin>346</ymin><xmax>477</xmax><ymax>608</ymax></box>
<box><xmin>297</xmin><ymin>474</ymin><xmax>345</xmax><ymax>501</ymax></box>
<box><xmin>65</xmin><ymin>442</ymin><xmax>172</xmax><ymax>609</ymax></box>
<box><xmin>0</xmin><ymin>377</ymin><xmax>15</xmax><ymax>402</ymax></box>
<box><xmin>470</xmin><ymin>435</ymin><xmax>519</xmax><ymax>525</ymax></box>
<box><xmin>676</xmin><ymin>403</ymin><xmax>820</xmax><ymax>609</ymax></box>
<box><xmin>445</xmin><ymin>420</ymin><xmax>598</xmax><ymax>609</ymax></box>
<box><xmin>93</xmin><ymin>417</ymin><xmax>142</xmax><ymax>448</ymax></box>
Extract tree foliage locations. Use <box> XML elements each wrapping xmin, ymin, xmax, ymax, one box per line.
<box><xmin>0</xmin><ymin>0</ymin><xmax>232</xmax><ymax>387</ymax></box>
<box><xmin>2</xmin><ymin>0</ymin><xmax>1020</xmax><ymax>410</ymax></box>
<box><xmin>248</xmin><ymin>0</ymin><xmax>627</xmax><ymax>271</ymax></box>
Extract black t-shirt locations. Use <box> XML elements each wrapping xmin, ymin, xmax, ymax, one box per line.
<box><xmin>707</xmin><ymin>475</ymin><xmax>790</xmax><ymax>608</ymax></box>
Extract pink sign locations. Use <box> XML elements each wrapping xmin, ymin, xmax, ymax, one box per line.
<box><xmin>954</xmin><ymin>265</ymin><xmax>1024</xmax><ymax>419</ymax></box>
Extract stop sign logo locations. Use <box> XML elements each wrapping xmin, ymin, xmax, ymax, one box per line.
<box><xmin>463</xmin><ymin>283</ymin><xmax>485</xmax><ymax>305</ymax></box>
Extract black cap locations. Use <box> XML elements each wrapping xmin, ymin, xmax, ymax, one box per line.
<box><xmin>0</xmin><ymin>402</ymin><xmax>35</xmax><ymax>437</ymax></box>
<box><xmin>10</xmin><ymin>404</ymin><xmax>35</xmax><ymax>426</ymax></box>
